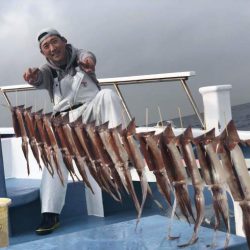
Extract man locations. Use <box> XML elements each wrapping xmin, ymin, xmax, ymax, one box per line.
<box><xmin>23</xmin><ymin>28</ymin><xmax>125</xmax><ymax>235</ymax></box>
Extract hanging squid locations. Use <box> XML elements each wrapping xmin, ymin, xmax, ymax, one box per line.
<box><xmin>15</xmin><ymin>105</ymin><xmax>30</xmax><ymax>175</ymax></box>
<box><xmin>85</xmin><ymin>122</ymin><xmax>122</xmax><ymax>202</ymax></box>
<box><xmin>33</xmin><ymin>110</ymin><xmax>54</xmax><ymax>176</ymax></box>
<box><xmin>178</xmin><ymin>127</ymin><xmax>205</xmax><ymax>247</ymax></box>
<box><xmin>161</xmin><ymin>125</ymin><xmax>195</xmax><ymax>225</ymax></box>
<box><xmin>194</xmin><ymin>128</ymin><xmax>230</xmax><ymax>248</ymax></box>
<box><xmin>42</xmin><ymin>113</ymin><xmax>64</xmax><ymax>185</ymax></box>
<box><xmin>23</xmin><ymin>106</ymin><xmax>42</xmax><ymax>170</ymax></box>
<box><xmin>60</xmin><ymin>118</ymin><xmax>94</xmax><ymax>193</ymax></box>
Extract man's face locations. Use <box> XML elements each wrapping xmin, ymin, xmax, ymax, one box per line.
<box><xmin>40</xmin><ymin>35</ymin><xmax>67</xmax><ymax>64</ymax></box>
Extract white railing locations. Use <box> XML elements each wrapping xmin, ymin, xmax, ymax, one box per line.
<box><xmin>0</xmin><ymin>71</ymin><xmax>204</xmax><ymax>128</ymax></box>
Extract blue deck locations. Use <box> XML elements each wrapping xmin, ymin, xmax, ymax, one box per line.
<box><xmin>3</xmin><ymin>215</ymin><xmax>247</xmax><ymax>250</ymax></box>
<box><xmin>6</xmin><ymin>179</ymin><xmax>40</xmax><ymax>207</ymax></box>
<box><xmin>3</xmin><ymin>178</ymin><xmax>242</xmax><ymax>247</ymax></box>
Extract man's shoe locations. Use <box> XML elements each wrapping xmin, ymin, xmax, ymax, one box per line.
<box><xmin>36</xmin><ymin>213</ymin><xmax>60</xmax><ymax>235</ymax></box>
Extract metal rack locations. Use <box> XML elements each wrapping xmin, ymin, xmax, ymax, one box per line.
<box><xmin>0</xmin><ymin>71</ymin><xmax>204</xmax><ymax>128</ymax></box>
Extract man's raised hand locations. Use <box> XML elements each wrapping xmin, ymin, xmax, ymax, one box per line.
<box><xmin>78</xmin><ymin>57</ymin><xmax>95</xmax><ymax>73</ymax></box>
<box><xmin>23</xmin><ymin>68</ymin><xmax>40</xmax><ymax>84</ymax></box>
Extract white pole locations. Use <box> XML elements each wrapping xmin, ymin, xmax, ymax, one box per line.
<box><xmin>199</xmin><ymin>85</ymin><xmax>232</xmax><ymax>133</ymax></box>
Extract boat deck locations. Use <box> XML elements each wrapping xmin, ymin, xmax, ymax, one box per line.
<box><xmin>2</xmin><ymin>179</ymin><xmax>247</xmax><ymax>249</ymax></box>
<box><xmin>4</xmin><ymin>214</ymin><xmax>247</xmax><ymax>250</ymax></box>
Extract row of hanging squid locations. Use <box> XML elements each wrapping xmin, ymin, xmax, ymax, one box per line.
<box><xmin>10</xmin><ymin>105</ymin><xmax>250</xmax><ymax>249</ymax></box>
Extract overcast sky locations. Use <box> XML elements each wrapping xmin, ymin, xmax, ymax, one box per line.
<box><xmin>1</xmin><ymin>0</ymin><xmax>250</xmax><ymax>127</ymax></box>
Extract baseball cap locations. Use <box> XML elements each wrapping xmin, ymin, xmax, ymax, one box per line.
<box><xmin>37</xmin><ymin>28</ymin><xmax>62</xmax><ymax>45</ymax></box>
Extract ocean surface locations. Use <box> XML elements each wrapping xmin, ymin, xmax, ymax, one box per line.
<box><xmin>172</xmin><ymin>102</ymin><xmax>250</xmax><ymax>131</ymax></box>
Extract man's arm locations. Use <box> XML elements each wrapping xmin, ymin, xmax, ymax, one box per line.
<box><xmin>23</xmin><ymin>65</ymin><xmax>53</xmax><ymax>89</ymax></box>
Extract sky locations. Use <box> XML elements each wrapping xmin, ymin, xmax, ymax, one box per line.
<box><xmin>1</xmin><ymin>0</ymin><xmax>250</xmax><ymax>127</ymax></box>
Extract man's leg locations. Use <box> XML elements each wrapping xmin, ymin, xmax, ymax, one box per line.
<box><xmin>37</xmin><ymin>154</ymin><xmax>69</xmax><ymax>235</ymax></box>
<box><xmin>83</xmin><ymin>89</ymin><xmax>126</xmax><ymax>128</ymax></box>
<box><xmin>80</xmin><ymin>89</ymin><xmax>126</xmax><ymax>216</ymax></box>
<box><xmin>40</xmin><ymin>159</ymin><xmax>69</xmax><ymax>213</ymax></box>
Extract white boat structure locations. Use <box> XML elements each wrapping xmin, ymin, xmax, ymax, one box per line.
<box><xmin>0</xmin><ymin>71</ymin><xmax>249</xmax><ymax>249</ymax></box>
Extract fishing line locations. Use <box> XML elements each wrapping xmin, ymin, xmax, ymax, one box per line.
<box><xmin>224</xmin><ymin>112</ymin><xmax>229</xmax><ymax>136</ymax></box>
<box><xmin>15</xmin><ymin>90</ymin><xmax>18</xmax><ymax>106</ymax></box>
<box><xmin>42</xmin><ymin>101</ymin><xmax>47</xmax><ymax>128</ymax></box>
<box><xmin>146</xmin><ymin>107</ymin><xmax>148</xmax><ymax>127</ymax></box>
<box><xmin>43</xmin><ymin>100</ymin><xmax>46</xmax><ymax>114</ymax></box>
<box><xmin>121</xmin><ymin>108</ymin><xmax>127</xmax><ymax>129</ymax></box>
<box><xmin>178</xmin><ymin>107</ymin><xmax>184</xmax><ymax>131</ymax></box>
<box><xmin>25</xmin><ymin>91</ymin><xmax>27</xmax><ymax>108</ymax></box>
<box><xmin>203</xmin><ymin>112</ymin><xmax>206</xmax><ymax>131</ymax></box>
<box><xmin>157</xmin><ymin>105</ymin><xmax>163</xmax><ymax>127</ymax></box>
<box><xmin>34</xmin><ymin>90</ymin><xmax>37</xmax><ymax>112</ymax></box>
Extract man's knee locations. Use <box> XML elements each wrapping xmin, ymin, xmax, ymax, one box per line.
<box><xmin>99</xmin><ymin>89</ymin><xmax>114</xmax><ymax>97</ymax></box>
<box><xmin>99</xmin><ymin>89</ymin><xmax>119</xmax><ymax>101</ymax></box>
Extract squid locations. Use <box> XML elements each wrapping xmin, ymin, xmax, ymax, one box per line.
<box><xmin>33</xmin><ymin>110</ymin><xmax>54</xmax><ymax>176</ymax></box>
<box><xmin>223</xmin><ymin>121</ymin><xmax>250</xmax><ymax>200</ymax></box>
<box><xmin>178</xmin><ymin>127</ymin><xmax>205</xmax><ymax>247</ymax></box>
<box><xmin>100</xmin><ymin>123</ymin><xmax>141</xmax><ymax>222</ymax></box>
<box><xmin>85</xmin><ymin>122</ymin><xmax>122</xmax><ymax>202</ymax></box>
<box><xmin>118</xmin><ymin>119</ymin><xmax>151</xmax><ymax>224</ymax></box>
<box><xmin>30</xmin><ymin>110</ymin><xmax>49</xmax><ymax>169</ymax></box>
<box><xmin>98</xmin><ymin>122</ymin><xmax>129</xmax><ymax>194</ymax></box>
<box><xmin>161</xmin><ymin>125</ymin><xmax>195</xmax><ymax>225</ymax></box>
<box><xmin>42</xmin><ymin>113</ymin><xmax>64</xmax><ymax>185</ymax></box>
<box><xmin>51</xmin><ymin>116</ymin><xmax>78</xmax><ymax>181</ymax></box>
<box><xmin>119</xmin><ymin>120</ymin><xmax>168</xmax><ymax>228</ymax></box>
<box><xmin>69</xmin><ymin>118</ymin><xmax>107</xmax><ymax>192</ymax></box>
<box><xmin>215</xmin><ymin>126</ymin><xmax>244</xmax><ymax>202</ymax></box>
<box><xmin>10</xmin><ymin>105</ymin><xmax>22</xmax><ymax>138</ymax></box>
<box><xmin>139</xmin><ymin>131</ymin><xmax>182</xmax><ymax>239</ymax></box>
<box><xmin>137</xmin><ymin>132</ymin><xmax>172</xmax><ymax>208</ymax></box>
<box><xmin>60</xmin><ymin>119</ymin><xmax>94</xmax><ymax>193</ymax></box>
<box><xmin>15</xmin><ymin>105</ymin><xmax>30</xmax><ymax>175</ymax></box>
<box><xmin>194</xmin><ymin>128</ymin><xmax>230</xmax><ymax>248</ymax></box>
<box><xmin>223</xmin><ymin>120</ymin><xmax>250</xmax><ymax>248</ymax></box>
<box><xmin>23</xmin><ymin>106</ymin><xmax>42</xmax><ymax>170</ymax></box>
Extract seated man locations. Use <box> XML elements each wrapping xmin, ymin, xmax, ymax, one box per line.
<box><xmin>23</xmin><ymin>28</ymin><xmax>125</xmax><ymax>235</ymax></box>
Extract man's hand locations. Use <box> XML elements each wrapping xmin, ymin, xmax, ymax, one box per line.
<box><xmin>78</xmin><ymin>57</ymin><xmax>95</xmax><ymax>73</ymax></box>
<box><xmin>23</xmin><ymin>68</ymin><xmax>40</xmax><ymax>84</ymax></box>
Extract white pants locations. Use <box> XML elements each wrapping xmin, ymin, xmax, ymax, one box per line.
<box><xmin>40</xmin><ymin>89</ymin><xmax>125</xmax><ymax>214</ymax></box>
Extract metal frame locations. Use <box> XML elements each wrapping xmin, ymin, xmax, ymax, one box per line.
<box><xmin>0</xmin><ymin>71</ymin><xmax>205</xmax><ymax>128</ymax></box>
